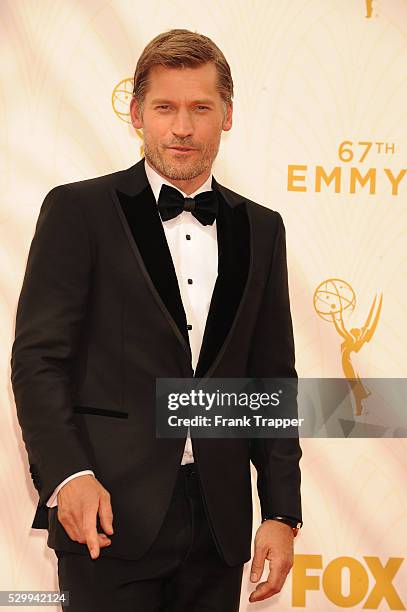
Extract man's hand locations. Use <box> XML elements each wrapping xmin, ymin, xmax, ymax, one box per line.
<box><xmin>249</xmin><ymin>519</ymin><xmax>294</xmax><ymax>603</ymax></box>
<box><xmin>56</xmin><ymin>474</ymin><xmax>114</xmax><ymax>560</ymax></box>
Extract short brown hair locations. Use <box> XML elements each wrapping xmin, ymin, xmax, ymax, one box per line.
<box><xmin>133</xmin><ymin>29</ymin><xmax>233</xmax><ymax>107</ymax></box>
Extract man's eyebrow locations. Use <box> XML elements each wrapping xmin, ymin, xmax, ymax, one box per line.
<box><xmin>149</xmin><ymin>98</ymin><xmax>215</xmax><ymax>105</ymax></box>
<box><xmin>191</xmin><ymin>98</ymin><xmax>215</xmax><ymax>105</ymax></box>
<box><xmin>150</xmin><ymin>98</ymin><xmax>172</xmax><ymax>105</ymax></box>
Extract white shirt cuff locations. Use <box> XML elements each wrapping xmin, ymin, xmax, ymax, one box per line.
<box><xmin>46</xmin><ymin>470</ymin><xmax>95</xmax><ymax>507</ymax></box>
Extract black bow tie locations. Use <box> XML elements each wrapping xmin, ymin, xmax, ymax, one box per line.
<box><xmin>157</xmin><ymin>183</ymin><xmax>218</xmax><ymax>226</ymax></box>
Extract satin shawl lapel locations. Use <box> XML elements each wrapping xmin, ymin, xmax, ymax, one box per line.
<box><xmin>194</xmin><ymin>181</ymin><xmax>250</xmax><ymax>378</ymax></box>
<box><xmin>110</xmin><ymin>160</ymin><xmax>251</xmax><ymax>378</ymax></box>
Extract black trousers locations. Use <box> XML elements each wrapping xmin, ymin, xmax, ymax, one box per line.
<box><xmin>56</xmin><ymin>463</ymin><xmax>244</xmax><ymax>611</ymax></box>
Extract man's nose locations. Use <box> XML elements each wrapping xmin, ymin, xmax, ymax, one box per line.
<box><xmin>171</xmin><ymin>109</ymin><xmax>193</xmax><ymax>138</ymax></box>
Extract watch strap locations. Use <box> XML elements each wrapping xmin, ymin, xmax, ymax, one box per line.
<box><xmin>262</xmin><ymin>515</ymin><xmax>302</xmax><ymax>535</ymax></box>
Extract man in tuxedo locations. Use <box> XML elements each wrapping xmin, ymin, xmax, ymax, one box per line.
<box><xmin>11</xmin><ymin>29</ymin><xmax>302</xmax><ymax>611</ymax></box>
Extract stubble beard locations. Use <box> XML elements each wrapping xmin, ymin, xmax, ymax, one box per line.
<box><xmin>144</xmin><ymin>138</ymin><xmax>220</xmax><ymax>181</ymax></box>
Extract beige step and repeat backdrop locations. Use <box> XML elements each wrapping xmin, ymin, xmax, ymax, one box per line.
<box><xmin>1</xmin><ymin>1</ymin><xmax>406</xmax><ymax>610</ymax></box>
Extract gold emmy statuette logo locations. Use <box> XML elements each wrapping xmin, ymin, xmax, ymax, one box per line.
<box><xmin>111</xmin><ymin>77</ymin><xmax>144</xmax><ymax>156</ymax></box>
<box><xmin>313</xmin><ymin>279</ymin><xmax>383</xmax><ymax>416</ymax></box>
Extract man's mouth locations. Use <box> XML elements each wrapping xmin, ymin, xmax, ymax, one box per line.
<box><xmin>167</xmin><ymin>146</ymin><xmax>197</xmax><ymax>152</ymax></box>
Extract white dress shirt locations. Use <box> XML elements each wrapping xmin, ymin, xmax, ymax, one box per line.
<box><xmin>46</xmin><ymin>159</ymin><xmax>218</xmax><ymax>507</ymax></box>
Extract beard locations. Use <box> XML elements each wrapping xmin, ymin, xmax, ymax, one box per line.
<box><xmin>144</xmin><ymin>136</ymin><xmax>220</xmax><ymax>181</ymax></box>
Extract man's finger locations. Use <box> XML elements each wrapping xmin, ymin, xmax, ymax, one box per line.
<box><xmin>249</xmin><ymin>579</ymin><xmax>278</xmax><ymax>602</ymax></box>
<box><xmin>249</xmin><ymin>560</ymin><xmax>290</xmax><ymax>602</ymax></box>
<box><xmin>98</xmin><ymin>533</ymin><xmax>112</xmax><ymax>548</ymax></box>
<box><xmin>98</xmin><ymin>492</ymin><xmax>114</xmax><ymax>536</ymax></box>
<box><xmin>78</xmin><ymin>533</ymin><xmax>111</xmax><ymax>548</ymax></box>
<box><xmin>85</xmin><ymin>528</ymin><xmax>100</xmax><ymax>559</ymax></box>
<box><xmin>250</xmin><ymin>546</ymin><xmax>267</xmax><ymax>582</ymax></box>
<box><xmin>82</xmin><ymin>509</ymin><xmax>100</xmax><ymax>559</ymax></box>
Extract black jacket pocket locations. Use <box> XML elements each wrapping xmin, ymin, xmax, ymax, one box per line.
<box><xmin>73</xmin><ymin>406</ymin><xmax>128</xmax><ymax>419</ymax></box>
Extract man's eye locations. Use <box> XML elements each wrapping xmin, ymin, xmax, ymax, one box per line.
<box><xmin>156</xmin><ymin>105</ymin><xmax>170</xmax><ymax>110</ymax></box>
<box><xmin>196</xmin><ymin>106</ymin><xmax>209</xmax><ymax>111</ymax></box>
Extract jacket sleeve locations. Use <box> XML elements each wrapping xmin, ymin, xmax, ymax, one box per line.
<box><xmin>10</xmin><ymin>185</ymin><xmax>95</xmax><ymax>506</ymax></box>
<box><xmin>248</xmin><ymin>211</ymin><xmax>302</xmax><ymax>524</ymax></box>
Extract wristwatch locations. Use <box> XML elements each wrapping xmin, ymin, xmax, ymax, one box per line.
<box><xmin>262</xmin><ymin>515</ymin><xmax>302</xmax><ymax>537</ymax></box>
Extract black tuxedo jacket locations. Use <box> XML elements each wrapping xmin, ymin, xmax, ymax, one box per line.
<box><xmin>11</xmin><ymin>159</ymin><xmax>302</xmax><ymax>566</ymax></box>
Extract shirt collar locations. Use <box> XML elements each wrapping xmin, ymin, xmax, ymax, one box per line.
<box><xmin>144</xmin><ymin>158</ymin><xmax>213</xmax><ymax>203</ymax></box>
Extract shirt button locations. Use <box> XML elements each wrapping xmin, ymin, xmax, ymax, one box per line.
<box><xmin>186</xmin><ymin>234</ymin><xmax>191</xmax><ymax>240</ymax></box>
<box><xmin>187</xmin><ymin>324</ymin><xmax>192</xmax><ymax>330</ymax></box>
<box><xmin>187</xmin><ymin>279</ymin><xmax>193</xmax><ymax>285</ymax></box>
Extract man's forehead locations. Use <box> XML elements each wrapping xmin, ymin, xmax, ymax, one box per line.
<box><xmin>145</xmin><ymin>63</ymin><xmax>218</xmax><ymax>93</ymax></box>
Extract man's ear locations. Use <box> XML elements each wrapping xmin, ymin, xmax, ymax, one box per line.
<box><xmin>130</xmin><ymin>97</ymin><xmax>143</xmax><ymax>129</ymax></box>
<box><xmin>222</xmin><ymin>102</ymin><xmax>233</xmax><ymax>132</ymax></box>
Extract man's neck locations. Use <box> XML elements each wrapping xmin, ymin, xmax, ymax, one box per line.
<box><xmin>145</xmin><ymin>159</ymin><xmax>211</xmax><ymax>195</ymax></box>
